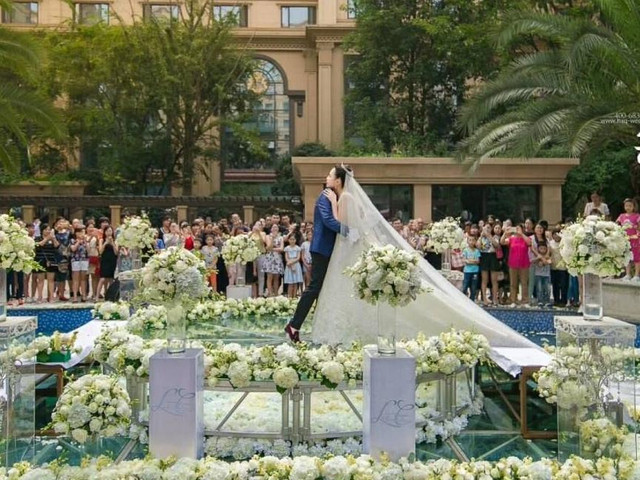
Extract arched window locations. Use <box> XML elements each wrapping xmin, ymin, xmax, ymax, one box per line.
<box><xmin>223</xmin><ymin>58</ymin><xmax>290</xmax><ymax>168</ymax></box>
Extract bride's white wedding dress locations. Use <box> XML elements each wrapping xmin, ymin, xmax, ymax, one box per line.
<box><xmin>311</xmin><ymin>172</ymin><xmax>542</xmax><ymax>374</ymax></box>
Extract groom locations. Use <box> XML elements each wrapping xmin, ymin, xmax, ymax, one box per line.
<box><xmin>285</xmin><ymin>165</ymin><xmax>348</xmax><ymax>342</ymax></box>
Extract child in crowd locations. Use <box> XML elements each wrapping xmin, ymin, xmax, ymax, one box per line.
<box><xmin>533</xmin><ymin>242</ymin><xmax>552</xmax><ymax>307</ymax></box>
<box><xmin>617</xmin><ymin>198</ymin><xmax>640</xmax><ymax>282</ymax></box>
<box><xmin>461</xmin><ymin>236</ymin><xmax>481</xmax><ymax>302</ymax></box>
<box><xmin>70</xmin><ymin>227</ymin><xmax>89</xmax><ymax>302</ymax></box>
<box><xmin>284</xmin><ymin>234</ymin><xmax>303</xmax><ymax>298</ymax></box>
<box><xmin>301</xmin><ymin>230</ymin><xmax>312</xmax><ymax>288</ymax></box>
<box><xmin>202</xmin><ymin>234</ymin><xmax>219</xmax><ymax>290</ymax></box>
<box><xmin>549</xmin><ymin>229</ymin><xmax>568</xmax><ymax>307</ymax></box>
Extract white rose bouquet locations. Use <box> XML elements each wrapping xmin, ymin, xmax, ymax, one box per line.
<box><xmin>344</xmin><ymin>244</ymin><xmax>427</xmax><ymax>307</ymax></box>
<box><xmin>0</xmin><ymin>214</ymin><xmax>39</xmax><ymax>273</ymax></box>
<box><xmin>127</xmin><ymin>304</ymin><xmax>167</xmax><ymax>331</ymax></box>
<box><xmin>116</xmin><ymin>214</ymin><xmax>156</xmax><ymax>251</ymax></box>
<box><xmin>425</xmin><ymin>217</ymin><xmax>465</xmax><ymax>254</ymax></box>
<box><xmin>136</xmin><ymin>247</ymin><xmax>209</xmax><ymax>304</ymax></box>
<box><xmin>92</xmin><ymin>301</ymin><xmax>131</xmax><ymax>321</ymax></box>
<box><xmin>560</xmin><ymin>216</ymin><xmax>632</xmax><ymax>276</ymax></box>
<box><xmin>94</xmin><ymin>326</ymin><xmax>165</xmax><ymax>377</ymax></box>
<box><xmin>221</xmin><ymin>235</ymin><xmax>260</xmax><ymax>265</ymax></box>
<box><xmin>50</xmin><ymin>374</ymin><xmax>131</xmax><ymax>443</ymax></box>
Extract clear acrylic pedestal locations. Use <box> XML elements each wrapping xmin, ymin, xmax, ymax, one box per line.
<box><xmin>554</xmin><ymin>316</ymin><xmax>636</xmax><ymax>462</ymax></box>
<box><xmin>0</xmin><ymin>316</ymin><xmax>37</xmax><ymax>466</ymax></box>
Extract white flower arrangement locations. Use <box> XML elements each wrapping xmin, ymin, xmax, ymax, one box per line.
<box><xmin>402</xmin><ymin>330</ymin><xmax>491</xmax><ymax>376</ymax></box>
<box><xmin>559</xmin><ymin>215</ymin><xmax>632</xmax><ymax>276</ymax></box>
<box><xmin>0</xmin><ymin>214</ymin><xmax>39</xmax><ymax>273</ymax></box>
<box><xmin>344</xmin><ymin>244</ymin><xmax>427</xmax><ymax>307</ymax></box>
<box><xmin>534</xmin><ymin>344</ymin><xmax>634</xmax><ymax>413</ymax></box>
<box><xmin>580</xmin><ymin>418</ymin><xmax>627</xmax><ymax>459</ymax></box>
<box><xmin>136</xmin><ymin>246</ymin><xmax>209</xmax><ymax>304</ymax></box>
<box><xmin>127</xmin><ymin>304</ymin><xmax>167</xmax><ymax>331</ymax></box>
<box><xmin>116</xmin><ymin>214</ymin><xmax>155</xmax><ymax>251</ymax></box>
<box><xmin>188</xmin><ymin>296</ymin><xmax>305</xmax><ymax>322</ymax></box>
<box><xmin>28</xmin><ymin>331</ymin><xmax>82</xmax><ymax>359</ymax></box>
<box><xmin>49</xmin><ymin>374</ymin><xmax>131</xmax><ymax>444</ymax></box>
<box><xmin>91</xmin><ymin>301</ymin><xmax>131</xmax><ymax>320</ymax></box>
<box><xmin>221</xmin><ymin>234</ymin><xmax>260</xmax><ymax>265</ymax></box>
<box><xmin>93</xmin><ymin>326</ymin><xmax>166</xmax><ymax>378</ymax></box>
<box><xmin>425</xmin><ymin>217</ymin><xmax>465</xmax><ymax>254</ymax></box>
<box><xmin>2</xmin><ymin>454</ymin><xmax>638</xmax><ymax>480</ymax></box>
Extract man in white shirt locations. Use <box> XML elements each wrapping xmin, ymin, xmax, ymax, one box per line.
<box><xmin>583</xmin><ymin>192</ymin><xmax>610</xmax><ymax>218</ymax></box>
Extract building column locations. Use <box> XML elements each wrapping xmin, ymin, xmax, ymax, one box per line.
<box><xmin>47</xmin><ymin>207</ymin><xmax>59</xmax><ymax>223</ymax></box>
<box><xmin>413</xmin><ymin>185</ymin><xmax>433</xmax><ymax>223</ymax></box>
<box><xmin>317</xmin><ymin>42</ymin><xmax>334</xmax><ymax>146</ymax></box>
<box><xmin>304</xmin><ymin>184</ymin><xmax>324</xmax><ymax>221</ymax></box>
<box><xmin>304</xmin><ymin>49</ymin><xmax>318</xmax><ymax>143</ymax></box>
<box><xmin>243</xmin><ymin>206</ymin><xmax>255</xmax><ymax>226</ymax></box>
<box><xmin>70</xmin><ymin>207</ymin><xmax>85</xmax><ymax>222</ymax></box>
<box><xmin>21</xmin><ymin>205</ymin><xmax>36</xmax><ymax>224</ymax></box>
<box><xmin>109</xmin><ymin>205</ymin><xmax>122</xmax><ymax>227</ymax></box>
<box><xmin>176</xmin><ymin>205</ymin><xmax>189</xmax><ymax>224</ymax></box>
<box><xmin>540</xmin><ymin>184</ymin><xmax>563</xmax><ymax>224</ymax></box>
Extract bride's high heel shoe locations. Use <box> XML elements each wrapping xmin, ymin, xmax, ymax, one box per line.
<box><xmin>284</xmin><ymin>324</ymin><xmax>300</xmax><ymax>343</ymax></box>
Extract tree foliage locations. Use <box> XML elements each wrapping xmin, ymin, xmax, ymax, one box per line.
<box><xmin>343</xmin><ymin>0</ymin><xmax>511</xmax><ymax>155</ymax></box>
<box><xmin>271</xmin><ymin>142</ymin><xmax>334</xmax><ymax>196</ymax></box>
<box><xmin>0</xmin><ymin>0</ymin><xmax>64</xmax><ymax>172</ymax></box>
<box><xmin>456</xmin><ymin>0</ymin><xmax>640</xmax><ymax>168</ymax></box>
<box><xmin>42</xmin><ymin>0</ymin><xmax>256</xmax><ymax>194</ymax></box>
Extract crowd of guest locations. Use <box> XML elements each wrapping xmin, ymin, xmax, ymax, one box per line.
<box><xmin>4</xmin><ymin>190</ymin><xmax>639</xmax><ymax>310</ymax></box>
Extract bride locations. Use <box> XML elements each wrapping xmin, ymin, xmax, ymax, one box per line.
<box><xmin>311</xmin><ymin>165</ymin><xmax>541</xmax><ymax>372</ymax></box>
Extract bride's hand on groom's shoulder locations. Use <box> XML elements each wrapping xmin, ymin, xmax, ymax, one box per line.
<box><xmin>323</xmin><ymin>188</ymin><xmax>337</xmax><ymax>204</ymax></box>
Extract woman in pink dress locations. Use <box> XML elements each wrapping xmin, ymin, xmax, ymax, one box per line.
<box><xmin>617</xmin><ymin>198</ymin><xmax>640</xmax><ymax>282</ymax></box>
<box><xmin>501</xmin><ymin>223</ymin><xmax>532</xmax><ymax>306</ymax></box>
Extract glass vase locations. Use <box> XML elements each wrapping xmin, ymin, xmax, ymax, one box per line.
<box><xmin>166</xmin><ymin>301</ymin><xmax>186</xmax><ymax>354</ymax></box>
<box><xmin>83</xmin><ymin>433</ymin><xmax>103</xmax><ymax>457</ymax></box>
<box><xmin>0</xmin><ymin>268</ymin><xmax>6</xmax><ymax>322</ymax></box>
<box><xmin>441</xmin><ymin>249</ymin><xmax>452</xmax><ymax>272</ymax></box>
<box><xmin>130</xmin><ymin>248</ymin><xmax>142</xmax><ymax>271</ymax></box>
<box><xmin>377</xmin><ymin>302</ymin><xmax>397</xmax><ymax>356</ymax></box>
<box><xmin>236</xmin><ymin>262</ymin><xmax>246</xmax><ymax>287</ymax></box>
<box><xmin>126</xmin><ymin>374</ymin><xmax>147</xmax><ymax>425</ymax></box>
<box><xmin>583</xmin><ymin>273</ymin><xmax>603</xmax><ymax>320</ymax></box>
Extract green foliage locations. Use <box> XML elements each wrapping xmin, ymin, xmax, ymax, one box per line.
<box><xmin>0</xmin><ymin>17</ymin><xmax>65</xmax><ymax>172</ymax></box>
<box><xmin>271</xmin><ymin>143</ymin><xmax>334</xmax><ymax>196</ymax></box>
<box><xmin>563</xmin><ymin>144</ymin><xmax>639</xmax><ymax>220</ymax></box>
<box><xmin>41</xmin><ymin>1</ymin><xmax>256</xmax><ymax>194</ymax></box>
<box><xmin>344</xmin><ymin>0</ymin><xmax>508</xmax><ymax>155</ymax></box>
<box><xmin>456</xmin><ymin>0</ymin><xmax>640</xmax><ymax>168</ymax></box>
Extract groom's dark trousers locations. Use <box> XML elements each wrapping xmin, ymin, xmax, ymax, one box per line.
<box><xmin>291</xmin><ymin>253</ymin><xmax>330</xmax><ymax>330</ymax></box>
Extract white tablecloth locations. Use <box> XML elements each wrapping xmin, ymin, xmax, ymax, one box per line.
<box><xmin>490</xmin><ymin>347</ymin><xmax>552</xmax><ymax>377</ymax></box>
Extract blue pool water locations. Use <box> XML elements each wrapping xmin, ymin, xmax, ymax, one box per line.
<box><xmin>7</xmin><ymin>305</ymin><xmax>640</xmax><ymax>347</ymax></box>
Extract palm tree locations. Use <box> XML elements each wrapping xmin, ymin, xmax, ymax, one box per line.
<box><xmin>0</xmin><ymin>0</ymin><xmax>64</xmax><ymax>171</ymax></box>
<box><xmin>456</xmin><ymin>0</ymin><xmax>640</xmax><ymax>167</ymax></box>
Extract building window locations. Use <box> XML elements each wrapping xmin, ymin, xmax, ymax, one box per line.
<box><xmin>213</xmin><ymin>5</ymin><xmax>248</xmax><ymax>27</ymax></box>
<box><xmin>347</xmin><ymin>0</ymin><xmax>356</xmax><ymax>18</ymax></box>
<box><xmin>143</xmin><ymin>4</ymin><xmax>180</xmax><ymax>21</ymax></box>
<box><xmin>281</xmin><ymin>6</ymin><xmax>315</xmax><ymax>27</ymax></box>
<box><xmin>432</xmin><ymin>186</ymin><xmax>540</xmax><ymax>223</ymax></box>
<box><xmin>223</xmin><ymin>58</ymin><xmax>291</xmax><ymax>168</ymax></box>
<box><xmin>1</xmin><ymin>2</ymin><xmax>38</xmax><ymax>24</ymax></box>
<box><xmin>362</xmin><ymin>185</ymin><xmax>413</xmax><ymax>222</ymax></box>
<box><xmin>76</xmin><ymin>3</ymin><xmax>109</xmax><ymax>24</ymax></box>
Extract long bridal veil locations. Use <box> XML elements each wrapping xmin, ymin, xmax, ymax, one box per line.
<box><xmin>311</xmin><ymin>172</ymin><xmax>541</xmax><ymax>365</ymax></box>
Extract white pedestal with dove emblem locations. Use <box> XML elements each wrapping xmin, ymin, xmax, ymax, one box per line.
<box><xmin>363</xmin><ymin>346</ymin><xmax>416</xmax><ymax>461</ymax></box>
<box><xmin>149</xmin><ymin>348</ymin><xmax>204</xmax><ymax>459</ymax></box>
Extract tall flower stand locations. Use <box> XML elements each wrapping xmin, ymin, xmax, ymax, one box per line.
<box><xmin>363</xmin><ymin>346</ymin><xmax>416</xmax><ymax>461</ymax></box>
<box><xmin>554</xmin><ymin>316</ymin><xmax>636</xmax><ymax>462</ymax></box>
<box><xmin>0</xmin><ymin>316</ymin><xmax>37</xmax><ymax>466</ymax></box>
<box><xmin>149</xmin><ymin>348</ymin><xmax>204</xmax><ymax>459</ymax></box>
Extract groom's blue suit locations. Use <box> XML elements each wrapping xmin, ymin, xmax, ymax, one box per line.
<box><xmin>290</xmin><ymin>192</ymin><xmax>341</xmax><ymax>330</ymax></box>
<box><xmin>310</xmin><ymin>194</ymin><xmax>342</xmax><ymax>257</ymax></box>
